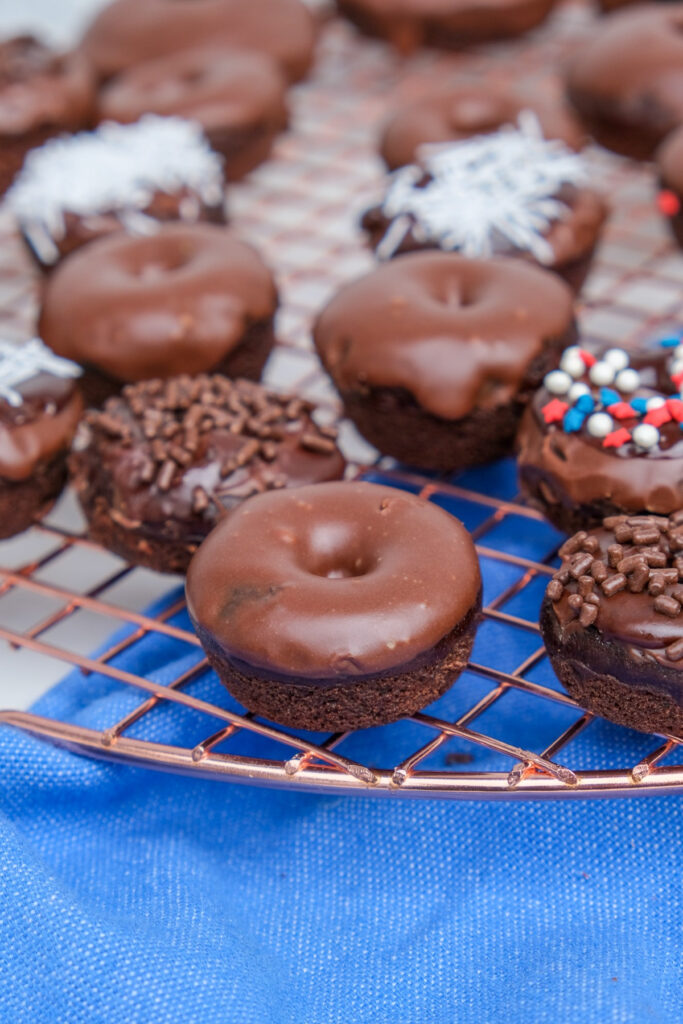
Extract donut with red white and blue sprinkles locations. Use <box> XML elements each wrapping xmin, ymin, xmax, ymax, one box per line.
<box><xmin>516</xmin><ymin>339</ymin><xmax>683</xmax><ymax>534</ymax></box>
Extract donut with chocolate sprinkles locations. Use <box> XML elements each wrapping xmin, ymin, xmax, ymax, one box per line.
<box><xmin>69</xmin><ymin>374</ymin><xmax>346</xmax><ymax>573</ymax></box>
<box><xmin>540</xmin><ymin>513</ymin><xmax>683</xmax><ymax>737</ymax></box>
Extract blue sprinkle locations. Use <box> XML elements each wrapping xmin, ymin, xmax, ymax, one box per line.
<box><xmin>659</xmin><ymin>336</ymin><xmax>681</xmax><ymax>348</ymax></box>
<box><xmin>563</xmin><ymin>408</ymin><xmax>586</xmax><ymax>432</ymax></box>
<box><xmin>575</xmin><ymin>394</ymin><xmax>595</xmax><ymax>413</ymax></box>
<box><xmin>600</xmin><ymin>387</ymin><xmax>620</xmax><ymax>407</ymax></box>
<box><xmin>630</xmin><ymin>397</ymin><xmax>648</xmax><ymax>415</ymax></box>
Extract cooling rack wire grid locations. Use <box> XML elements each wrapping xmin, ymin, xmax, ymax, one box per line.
<box><xmin>0</xmin><ymin>4</ymin><xmax>682</xmax><ymax>800</ymax></box>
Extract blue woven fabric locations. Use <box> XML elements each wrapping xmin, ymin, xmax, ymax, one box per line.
<box><xmin>0</xmin><ymin>463</ymin><xmax>680</xmax><ymax>1023</ymax></box>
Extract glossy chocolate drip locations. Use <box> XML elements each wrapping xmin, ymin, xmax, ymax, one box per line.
<box><xmin>186</xmin><ymin>481</ymin><xmax>482</xmax><ymax>677</ymax></box>
<box><xmin>547</xmin><ymin>516</ymin><xmax>683</xmax><ymax>669</ymax></box>
<box><xmin>39</xmin><ymin>223</ymin><xmax>277</xmax><ymax>383</ymax></box>
<box><xmin>314</xmin><ymin>252</ymin><xmax>575</xmax><ymax>421</ymax></box>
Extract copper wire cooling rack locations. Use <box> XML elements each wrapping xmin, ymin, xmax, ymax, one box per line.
<box><xmin>0</xmin><ymin>5</ymin><xmax>683</xmax><ymax>799</ymax></box>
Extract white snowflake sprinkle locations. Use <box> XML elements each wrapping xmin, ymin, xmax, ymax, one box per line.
<box><xmin>0</xmin><ymin>339</ymin><xmax>82</xmax><ymax>407</ymax></box>
<box><xmin>377</xmin><ymin>114</ymin><xmax>588</xmax><ymax>262</ymax></box>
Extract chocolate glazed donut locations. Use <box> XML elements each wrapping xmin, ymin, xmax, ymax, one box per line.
<box><xmin>39</xmin><ymin>222</ymin><xmax>278</xmax><ymax>406</ymax></box>
<box><xmin>565</xmin><ymin>5</ymin><xmax>683</xmax><ymax>160</ymax></box>
<box><xmin>186</xmin><ymin>481</ymin><xmax>482</xmax><ymax>731</ymax></box>
<box><xmin>98</xmin><ymin>47</ymin><xmax>289</xmax><ymax>182</ymax></box>
<box><xmin>379</xmin><ymin>82</ymin><xmax>585</xmax><ymax>170</ymax></box>
<box><xmin>335</xmin><ymin>0</ymin><xmax>557</xmax><ymax>53</ymax></box>
<box><xmin>79</xmin><ymin>0</ymin><xmax>316</xmax><ymax>83</ymax></box>
<box><xmin>314</xmin><ymin>253</ymin><xmax>576</xmax><ymax>472</ymax></box>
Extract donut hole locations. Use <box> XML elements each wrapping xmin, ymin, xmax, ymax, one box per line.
<box><xmin>300</xmin><ymin>522</ymin><xmax>377</xmax><ymax>580</ymax></box>
<box><xmin>308</xmin><ymin>552</ymin><xmax>376</xmax><ymax>580</ymax></box>
<box><xmin>133</xmin><ymin>244</ymin><xmax>193</xmax><ymax>281</ymax></box>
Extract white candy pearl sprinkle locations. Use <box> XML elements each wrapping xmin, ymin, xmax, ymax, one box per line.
<box><xmin>559</xmin><ymin>346</ymin><xmax>586</xmax><ymax>379</ymax></box>
<box><xmin>632</xmin><ymin>423</ymin><xmax>660</xmax><ymax>449</ymax></box>
<box><xmin>603</xmin><ymin>348</ymin><xmax>629</xmax><ymax>371</ymax></box>
<box><xmin>671</xmin><ymin>359</ymin><xmax>683</xmax><ymax>378</ymax></box>
<box><xmin>589</xmin><ymin>361</ymin><xmax>615</xmax><ymax>386</ymax></box>
<box><xmin>614</xmin><ymin>368</ymin><xmax>640</xmax><ymax>393</ymax></box>
<box><xmin>586</xmin><ymin>412</ymin><xmax>614</xmax><ymax>438</ymax></box>
<box><xmin>544</xmin><ymin>369</ymin><xmax>572</xmax><ymax>395</ymax></box>
<box><xmin>568</xmin><ymin>382</ymin><xmax>590</xmax><ymax>403</ymax></box>
<box><xmin>646</xmin><ymin>396</ymin><xmax>666</xmax><ymax>411</ymax></box>
<box><xmin>674</xmin><ymin>345</ymin><xmax>683</xmax><ymax>361</ymax></box>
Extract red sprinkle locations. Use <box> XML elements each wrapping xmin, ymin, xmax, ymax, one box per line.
<box><xmin>657</xmin><ymin>189</ymin><xmax>681</xmax><ymax>217</ymax></box>
<box><xmin>667</xmin><ymin>398</ymin><xmax>683</xmax><ymax>422</ymax></box>
<box><xmin>603</xmin><ymin>428</ymin><xmax>632</xmax><ymax>448</ymax></box>
<box><xmin>541</xmin><ymin>398</ymin><xmax>569</xmax><ymax>424</ymax></box>
<box><xmin>644</xmin><ymin>405</ymin><xmax>672</xmax><ymax>427</ymax></box>
<box><xmin>579</xmin><ymin>349</ymin><xmax>596</xmax><ymax>368</ymax></box>
<box><xmin>607</xmin><ymin>402</ymin><xmax>636</xmax><ymax>421</ymax></box>
<box><xmin>672</xmin><ymin>371</ymin><xmax>683</xmax><ymax>389</ymax></box>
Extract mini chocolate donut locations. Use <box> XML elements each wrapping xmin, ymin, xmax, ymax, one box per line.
<box><xmin>335</xmin><ymin>0</ymin><xmax>557</xmax><ymax>53</ymax></box>
<box><xmin>363</xmin><ymin>122</ymin><xmax>607</xmax><ymax>293</ymax></box>
<box><xmin>566</xmin><ymin>5</ymin><xmax>683</xmax><ymax>160</ymax></box>
<box><xmin>0</xmin><ymin>338</ymin><xmax>83</xmax><ymax>538</ymax></box>
<box><xmin>656</xmin><ymin>127</ymin><xmax>683</xmax><ymax>249</ymax></box>
<box><xmin>98</xmin><ymin>47</ymin><xmax>288</xmax><ymax>182</ymax></box>
<box><xmin>540</xmin><ymin>515</ymin><xmax>683</xmax><ymax>737</ymax></box>
<box><xmin>79</xmin><ymin>0</ymin><xmax>315</xmax><ymax>83</ymax></box>
<box><xmin>70</xmin><ymin>375</ymin><xmax>346</xmax><ymax>574</ymax></box>
<box><xmin>186</xmin><ymin>481</ymin><xmax>482</xmax><ymax>730</ymax></box>
<box><xmin>39</xmin><ymin>222</ymin><xmax>278</xmax><ymax>407</ymax></box>
<box><xmin>313</xmin><ymin>252</ymin><xmax>576</xmax><ymax>472</ymax></box>
<box><xmin>380</xmin><ymin>81</ymin><xmax>585</xmax><ymax>170</ymax></box>
<box><xmin>5</xmin><ymin>116</ymin><xmax>227</xmax><ymax>271</ymax></box>
<box><xmin>517</xmin><ymin>344</ymin><xmax>683</xmax><ymax>535</ymax></box>
<box><xmin>0</xmin><ymin>36</ymin><xmax>94</xmax><ymax>195</ymax></box>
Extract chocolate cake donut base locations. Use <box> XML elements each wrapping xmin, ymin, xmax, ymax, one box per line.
<box><xmin>194</xmin><ymin>599</ymin><xmax>481</xmax><ymax>732</ymax></box>
<box><xmin>517</xmin><ymin>474</ymin><xmax>641</xmax><ymax>536</ymax></box>
<box><xmin>75</xmin><ymin>317</ymin><xmax>276</xmax><ymax>408</ymax></box>
<box><xmin>207</xmin><ymin>122</ymin><xmax>285</xmax><ymax>182</ymax></box>
<box><xmin>540</xmin><ymin>597</ymin><xmax>683</xmax><ymax>737</ymax></box>
<box><xmin>0</xmin><ymin>457</ymin><xmax>68</xmax><ymax>540</ymax></box>
<box><xmin>338</xmin><ymin>336</ymin><xmax>568</xmax><ymax>472</ymax></box>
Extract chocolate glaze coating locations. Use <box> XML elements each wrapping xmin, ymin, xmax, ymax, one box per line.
<box><xmin>314</xmin><ymin>253</ymin><xmax>575</xmax><ymax>422</ymax></box>
<box><xmin>517</xmin><ymin>385</ymin><xmax>683</xmax><ymax>534</ymax></box>
<box><xmin>336</xmin><ymin>0</ymin><xmax>557</xmax><ymax>53</ymax></box>
<box><xmin>98</xmin><ymin>47</ymin><xmax>288</xmax><ymax>182</ymax></box>
<box><xmin>566</xmin><ymin>5</ymin><xmax>683</xmax><ymax>160</ymax></box>
<box><xmin>380</xmin><ymin>82</ymin><xmax>585</xmax><ymax>170</ymax></box>
<box><xmin>0</xmin><ymin>372</ymin><xmax>82</xmax><ymax>483</ymax></box>
<box><xmin>540</xmin><ymin>516</ymin><xmax>683</xmax><ymax>735</ymax></box>
<box><xmin>0</xmin><ymin>36</ymin><xmax>93</xmax><ymax>139</ymax></box>
<box><xmin>186</xmin><ymin>480</ymin><xmax>482</xmax><ymax>678</ymax></box>
<box><xmin>363</xmin><ymin>183</ymin><xmax>607</xmax><ymax>292</ymax></box>
<box><xmin>39</xmin><ymin>223</ymin><xmax>277</xmax><ymax>387</ymax></box>
<box><xmin>79</xmin><ymin>0</ymin><xmax>315</xmax><ymax>83</ymax></box>
<box><xmin>70</xmin><ymin>375</ymin><xmax>345</xmax><ymax>573</ymax></box>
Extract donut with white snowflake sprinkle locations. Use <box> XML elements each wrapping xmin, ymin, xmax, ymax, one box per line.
<box><xmin>516</xmin><ymin>341</ymin><xmax>683</xmax><ymax>534</ymax></box>
<box><xmin>361</xmin><ymin>117</ymin><xmax>607</xmax><ymax>291</ymax></box>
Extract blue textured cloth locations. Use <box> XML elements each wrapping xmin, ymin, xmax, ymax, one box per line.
<box><xmin>0</xmin><ymin>464</ymin><xmax>680</xmax><ymax>1023</ymax></box>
